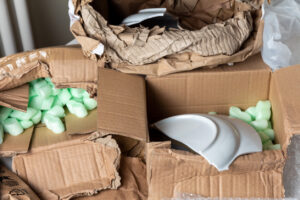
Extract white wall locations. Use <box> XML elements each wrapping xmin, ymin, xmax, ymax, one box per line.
<box><xmin>0</xmin><ymin>0</ymin><xmax>73</xmax><ymax>57</ymax></box>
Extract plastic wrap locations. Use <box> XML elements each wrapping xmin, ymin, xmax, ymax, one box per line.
<box><xmin>262</xmin><ymin>0</ymin><xmax>300</xmax><ymax>70</ymax></box>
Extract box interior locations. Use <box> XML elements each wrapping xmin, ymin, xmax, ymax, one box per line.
<box><xmin>146</xmin><ymin>54</ymin><xmax>288</xmax><ymax>150</ymax></box>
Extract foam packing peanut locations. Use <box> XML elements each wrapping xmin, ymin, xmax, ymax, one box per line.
<box><xmin>256</xmin><ymin>100</ymin><xmax>271</xmax><ymax>110</ymax></box>
<box><xmin>262</xmin><ymin>128</ymin><xmax>275</xmax><ymax>141</ymax></box>
<box><xmin>256</xmin><ymin>108</ymin><xmax>271</xmax><ymax>120</ymax></box>
<box><xmin>0</xmin><ymin>107</ymin><xmax>13</xmax><ymax>121</ymax></box>
<box><xmin>70</xmin><ymin>88</ymin><xmax>85</xmax><ymax>98</ymax></box>
<box><xmin>44</xmin><ymin>114</ymin><xmax>65</xmax><ymax>134</ymax></box>
<box><xmin>250</xmin><ymin>119</ymin><xmax>268</xmax><ymax>131</ymax></box>
<box><xmin>66</xmin><ymin>100</ymin><xmax>88</xmax><ymax>118</ymax></box>
<box><xmin>58</xmin><ymin>89</ymin><xmax>72</xmax><ymax>105</ymax></box>
<box><xmin>83</xmin><ymin>98</ymin><xmax>97</xmax><ymax>110</ymax></box>
<box><xmin>20</xmin><ymin>120</ymin><xmax>34</xmax><ymax>129</ymax></box>
<box><xmin>229</xmin><ymin>107</ymin><xmax>252</xmax><ymax>123</ymax></box>
<box><xmin>46</xmin><ymin>105</ymin><xmax>65</xmax><ymax>118</ymax></box>
<box><xmin>29</xmin><ymin>96</ymin><xmax>44</xmax><ymax>110</ymax></box>
<box><xmin>40</xmin><ymin>96</ymin><xmax>55</xmax><ymax>110</ymax></box>
<box><xmin>10</xmin><ymin>107</ymin><xmax>37</xmax><ymax>121</ymax></box>
<box><xmin>31</xmin><ymin>110</ymin><xmax>42</xmax><ymax>124</ymax></box>
<box><xmin>245</xmin><ymin>106</ymin><xmax>256</xmax><ymax>120</ymax></box>
<box><xmin>3</xmin><ymin>118</ymin><xmax>24</xmax><ymax>136</ymax></box>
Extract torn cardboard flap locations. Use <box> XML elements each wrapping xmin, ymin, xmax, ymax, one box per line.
<box><xmin>0</xmin><ymin>165</ymin><xmax>40</xmax><ymax>200</ymax></box>
<box><xmin>13</xmin><ymin>135</ymin><xmax>121</xmax><ymax>200</ymax></box>
<box><xmin>97</xmin><ymin>68</ymin><xmax>148</xmax><ymax>142</ymax></box>
<box><xmin>71</xmin><ymin>0</ymin><xmax>264</xmax><ymax>76</ymax></box>
<box><xmin>76</xmin><ymin>156</ymin><xmax>148</xmax><ymax>200</ymax></box>
<box><xmin>0</xmin><ymin>84</ymin><xmax>29</xmax><ymax>111</ymax></box>
<box><xmin>0</xmin><ymin>127</ymin><xmax>34</xmax><ymax>157</ymax></box>
<box><xmin>0</xmin><ymin>47</ymin><xmax>99</xmax><ymax>92</ymax></box>
<box><xmin>146</xmin><ymin>142</ymin><xmax>285</xmax><ymax>199</ymax></box>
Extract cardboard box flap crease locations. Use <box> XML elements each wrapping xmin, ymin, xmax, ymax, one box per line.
<box><xmin>70</xmin><ymin>0</ymin><xmax>264</xmax><ymax>76</ymax></box>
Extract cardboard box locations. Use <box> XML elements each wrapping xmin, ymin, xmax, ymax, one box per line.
<box><xmin>0</xmin><ymin>165</ymin><xmax>40</xmax><ymax>200</ymax></box>
<box><xmin>70</xmin><ymin>0</ymin><xmax>264</xmax><ymax>76</ymax></box>
<box><xmin>1</xmin><ymin>46</ymin><xmax>300</xmax><ymax>199</ymax></box>
<box><xmin>96</xmin><ymin>53</ymin><xmax>300</xmax><ymax>199</ymax></box>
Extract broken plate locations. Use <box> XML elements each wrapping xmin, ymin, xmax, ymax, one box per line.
<box><xmin>153</xmin><ymin>114</ymin><xmax>262</xmax><ymax>171</ymax></box>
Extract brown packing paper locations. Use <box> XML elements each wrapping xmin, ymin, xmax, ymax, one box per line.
<box><xmin>0</xmin><ymin>84</ymin><xmax>29</xmax><ymax>111</ymax></box>
<box><xmin>71</xmin><ymin>0</ymin><xmax>264</xmax><ymax>76</ymax></box>
<box><xmin>0</xmin><ymin>165</ymin><xmax>40</xmax><ymax>200</ymax></box>
<box><xmin>81</xmin><ymin>4</ymin><xmax>252</xmax><ymax>64</ymax></box>
<box><xmin>0</xmin><ymin>47</ymin><xmax>99</xmax><ymax>92</ymax></box>
<box><xmin>13</xmin><ymin>135</ymin><xmax>121</xmax><ymax>200</ymax></box>
<box><xmin>76</xmin><ymin>156</ymin><xmax>148</xmax><ymax>200</ymax></box>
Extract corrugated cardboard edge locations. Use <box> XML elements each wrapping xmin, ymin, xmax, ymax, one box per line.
<box><xmin>0</xmin><ymin>165</ymin><xmax>40</xmax><ymax>200</ymax></box>
<box><xmin>146</xmin><ymin>142</ymin><xmax>285</xmax><ymax>199</ymax></box>
<box><xmin>12</xmin><ymin>135</ymin><xmax>121</xmax><ymax>200</ymax></box>
<box><xmin>70</xmin><ymin>0</ymin><xmax>264</xmax><ymax>76</ymax></box>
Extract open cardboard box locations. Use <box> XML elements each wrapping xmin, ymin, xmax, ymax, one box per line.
<box><xmin>97</xmin><ymin>53</ymin><xmax>300</xmax><ymax>199</ymax></box>
<box><xmin>1</xmin><ymin>47</ymin><xmax>300</xmax><ymax>199</ymax></box>
<box><xmin>0</xmin><ymin>47</ymin><xmax>122</xmax><ymax>199</ymax></box>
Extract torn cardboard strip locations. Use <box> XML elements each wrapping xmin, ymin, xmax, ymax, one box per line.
<box><xmin>0</xmin><ymin>165</ymin><xmax>40</xmax><ymax>200</ymax></box>
<box><xmin>71</xmin><ymin>0</ymin><xmax>263</xmax><ymax>76</ymax></box>
<box><xmin>76</xmin><ymin>156</ymin><xmax>148</xmax><ymax>200</ymax></box>
<box><xmin>0</xmin><ymin>84</ymin><xmax>29</xmax><ymax>111</ymax></box>
<box><xmin>12</xmin><ymin>135</ymin><xmax>121</xmax><ymax>200</ymax></box>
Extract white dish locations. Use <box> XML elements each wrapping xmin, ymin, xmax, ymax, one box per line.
<box><xmin>153</xmin><ymin>114</ymin><xmax>262</xmax><ymax>171</ymax></box>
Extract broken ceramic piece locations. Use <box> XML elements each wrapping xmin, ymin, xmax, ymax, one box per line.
<box><xmin>153</xmin><ymin>114</ymin><xmax>262</xmax><ymax>171</ymax></box>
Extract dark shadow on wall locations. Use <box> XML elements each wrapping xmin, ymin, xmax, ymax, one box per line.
<box><xmin>27</xmin><ymin>0</ymin><xmax>74</xmax><ymax>48</ymax></box>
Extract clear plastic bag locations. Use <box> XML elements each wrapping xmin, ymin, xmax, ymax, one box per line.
<box><xmin>262</xmin><ymin>0</ymin><xmax>300</xmax><ymax>70</ymax></box>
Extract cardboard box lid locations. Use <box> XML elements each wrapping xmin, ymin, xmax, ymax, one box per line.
<box><xmin>146</xmin><ymin>142</ymin><xmax>285</xmax><ymax>199</ymax></box>
<box><xmin>0</xmin><ymin>84</ymin><xmax>29</xmax><ymax>111</ymax></box>
<box><xmin>0</xmin><ymin>164</ymin><xmax>40</xmax><ymax>200</ymax></box>
<box><xmin>272</xmin><ymin>65</ymin><xmax>300</xmax><ymax>148</ymax></box>
<box><xmin>76</xmin><ymin>156</ymin><xmax>148</xmax><ymax>200</ymax></box>
<box><xmin>12</xmin><ymin>135</ymin><xmax>121</xmax><ymax>200</ymax></box>
<box><xmin>97</xmin><ymin>68</ymin><xmax>148</xmax><ymax>142</ymax></box>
